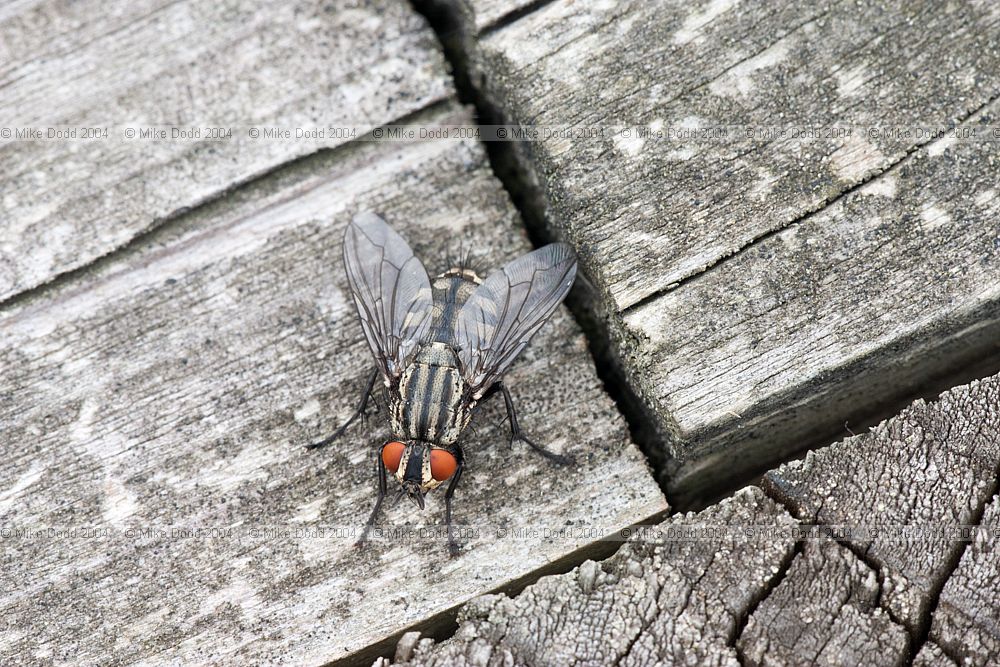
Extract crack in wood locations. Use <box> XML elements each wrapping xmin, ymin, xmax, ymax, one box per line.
<box><xmin>757</xmin><ymin>483</ymin><xmax>910</xmax><ymax>634</ymax></box>
<box><xmin>480</xmin><ymin>0</ymin><xmax>559</xmax><ymax>36</ymax></box>
<box><xmin>0</xmin><ymin>100</ymin><xmax>456</xmax><ymax>318</ymax></box>
<box><xmin>906</xmin><ymin>463</ymin><xmax>1000</xmax><ymax>667</ymax></box>
<box><xmin>731</xmin><ymin>537</ymin><xmax>803</xmax><ymax>667</ymax></box>
<box><xmin>621</xmin><ymin>86</ymin><xmax>1000</xmax><ymax>317</ymax></box>
<box><xmin>407</xmin><ymin>0</ymin><xmax>683</xmax><ymax>512</ymax></box>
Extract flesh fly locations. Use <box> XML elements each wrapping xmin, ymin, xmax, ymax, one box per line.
<box><xmin>308</xmin><ymin>212</ymin><xmax>577</xmax><ymax>555</ymax></box>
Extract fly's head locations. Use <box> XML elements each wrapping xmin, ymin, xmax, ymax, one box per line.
<box><xmin>381</xmin><ymin>440</ymin><xmax>458</xmax><ymax>509</ymax></box>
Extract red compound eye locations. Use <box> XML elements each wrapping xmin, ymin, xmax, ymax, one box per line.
<box><xmin>382</xmin><ymin>441</ymin><xmax>405</xmax><ymax>472</ymax></box>
<box><xmin>430</xmin><ymin>449</ymin><xmax>458</xmax><ymax>481</ymax></box>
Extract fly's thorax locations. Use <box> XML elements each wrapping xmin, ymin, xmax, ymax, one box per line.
<box><xmin>415</xmin><ymin>342</ymin><xmax>459</xmax><ymax>366</ymax></box>
<box><xmin>429</xmin><ymin>274</ymin><xmax>480</xmax><ymax>345</ymax></box>
<box><xmin>438</xmin><ymin>267</ymin><xmax>483</xmax><ymax>285</ymax></box>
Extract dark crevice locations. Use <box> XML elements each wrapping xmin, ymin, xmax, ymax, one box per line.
<box><xmin>731</xmin><ymin>537</ymin><xmax>802</xmax><ymax>666</ymax></box>
<box><xmin>907</xmin><ymin>470</ymin><xmax>1000</xmax><ymax>666</ymax></box>
<box><xmin>481</xmin><ymin>0</ymin><xmax>560</xmax><ymax>35</ymax></box>
<box><xmin>758</xmin><ymin>485</ymin><xmax>912</xmax><ymax>634</ymax></box>
<box><xmin>409</xmin><ymin>0</ymin><xmax>680</xmax><ymax>512</ymax></box>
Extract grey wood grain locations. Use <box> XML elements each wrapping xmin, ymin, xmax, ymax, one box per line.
<box><xmin>458</xmin><ymin>0</ymin><xmax>1000</xmax><ymax>501</ymax></box>
<box><xmin>927</xmin><ymin>494</ymin><xmax>1000</xmax><ymax>666</ymax></box>
<box><xmin>382</xmin><ymin>487</ymin><xmax>796</xmax><ymax>667</ymax></box>
<box><xmin>629</xmin><ymin>102</ymin><xmax>1000</xmax><ymax>501</ymax></box>
<box><xmin>737</xmin><ymin>541</ymin><xmax>908</xmax><ymax>667</ymax></box>
<box><xmin>0</xmin><ymin>103</ymin><xmax>666</xmax><ymax>665</ymax></box>
<box><xmin>763</xmin><ymin>374</ymin><xmax>1000</xmax><ymax>633</ymax></box>
<box><xmin>0</xmin><ymin>0</ymin><xmax>452</xmax><ymax>303</ymax></box>
<box><xmin>475</xmin><ymin>0</ymin><xmax>1000</xmax><ymax>310</ymax></box>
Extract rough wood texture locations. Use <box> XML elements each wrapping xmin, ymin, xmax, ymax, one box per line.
<box><xmin>382</xmin><ymin>487</ymin><xmax>796</xmax><ymax>667</ymax></box>
<box><xmin>927</xmin><ymin>494</ymin><xmax>1000</xmax><ymax>666</ymax></box>
<box><xmin>912</xmin><ymin>642</ymin><xmax>960</xmax><ymax>667</ymax></box>
<box><xmin>737</xmin><ymin>541</ymin><xmax>908</xmax><ymax>667</ymax></box>
<box><xmin>464</xmin><ymin>0</ymin><xmax>1000</xmax><ymax>500</ymax></box>
<box><xmin>763</xmin><ymin>374</ymin><xmax>1000</xmax><ymax>633</ymax></box>
<box><xmin>381</xmin><ymin>372</ymin><xmax>1000</xmax><ymax>666</ymax></box>
<box><xmin>475</xmin><ymin>0</ymin><xmax>1000</xmax><ymax>310</ymax></box>
<box><xmin>0</xmin><ymin>103</ymin><xmax>666</xmax><ymax>664</ymax></box>
<box><xmin>0</xmin><ymin>0</ymin><xmax>452</xmax><ymax>303</ymax></box>
<box><xmin>631</xmin><ymin>105</ymin><xmax>1000</xmax><ymax>500</ymax></box>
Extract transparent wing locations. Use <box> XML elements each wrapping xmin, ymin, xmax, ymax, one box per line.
<box><xmin>343</xmin><ymin>212</ymin><xmax>432</xmax><ymax>382</ymax></box>
<box><xmin>455</xmin><ymin>243</ymin><xmax>577</xmax><ymax>397</ymax></box>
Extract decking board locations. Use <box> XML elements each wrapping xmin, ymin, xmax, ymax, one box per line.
<box><xmin>456</xmin><ymin>0</ymin><xmax>1000</xmax><ymax>501</ymax></box>
<box><xmin>0</xmin><ymin>0</ymin><xmax>452</xmax><ymax>303</ymax></box>
<box><xmin>0</xmin><ymin>103</ymin><xmax>666</xmax><ymax>665</ymax></box>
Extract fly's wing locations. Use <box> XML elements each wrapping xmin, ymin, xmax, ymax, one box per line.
<box><xmin>455</xmin><ymin>243</ymin><xmax>577</xmax><ymax>397</ymax></box>
<box><xmin>343</xmin><ymin>212</ymin><xmax>432</xmax><ymax>382</ymax></box>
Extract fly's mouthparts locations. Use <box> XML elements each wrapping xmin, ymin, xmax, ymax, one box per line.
<box><xmin>404</xmin><ymin>484</ymin><xmax>426</xmax><ymax>510</ymax></box>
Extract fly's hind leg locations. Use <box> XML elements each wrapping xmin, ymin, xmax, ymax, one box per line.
<box><xmin>444</xmin><ymin>455</ymin><xmax>465</xmax><ymax>558</ymax></box>
<box><xmin>356</xmin><ymin>443</ymin><xmax>389</xmax><ymax>549</ymax></box>
<box><xmin>498</xmin><ymin>382</ymin><xmax>574</xmax><ymax>465</ymax></box>
<box><xmin>307</xmin><ymin>368</ymin><xmax>379</xmax><ymax>449</ymax></box>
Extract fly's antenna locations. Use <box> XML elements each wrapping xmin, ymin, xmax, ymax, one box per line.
<box><xmin>391</xmin><ymin>487</ymin><xmax>406</xmax><ymax>507</ymax></box>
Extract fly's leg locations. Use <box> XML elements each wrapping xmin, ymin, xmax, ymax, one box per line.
<box><xmin>444</xmin><ymin>457</ymin><xmax>465</xmax><ymax>558</ymax></box>
<box><xmin>499</xmin><ymin>382</ymin><xmax>574</xmax><ymax>465</ymax></box>
<box><xmin>307</xmin><ymin>368</ymin><xmax>379</xmax><ymax>449</ymax></box>
<box><xmin>356</xmin><ymin>443</ymin><xmax>389</xmax><ymax>548</ymax></box>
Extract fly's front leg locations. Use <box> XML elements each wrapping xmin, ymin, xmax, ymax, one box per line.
<box><xmin>499</xmin><ymin>382</ymin><xmax>574</xmax><ymax>465</ymax></box>
<box><xmin>307</xmin><ymin>368</ymin><xmax>379</xmax><ymax>449</ymax></box>
<box><xmin>444</xmin><ymin>457</ymin><xmax>465</xmax><ymax>558</ymax></box>
<box><xmin>356</xmin><ymin>443</ymin><xmax>389</xmax><ymax>549</ymax></box>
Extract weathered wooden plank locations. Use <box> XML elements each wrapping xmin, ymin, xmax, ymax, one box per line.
<box><xmin>0</xmin><ymin>103</ymin><xmax>666</xmax><ymax>664</ymax></box>
<box><xmin>381</xmin><ymin>487</ymin><xmax>796</xmax><ymax>667</ymax></box>
<box><xmin>762</xmin><ymin>374</ymin><xmax>1000</xmax><ymax>632</ymax></box>
<box><xmin>737</xmin><ymin>540</ymin><xmax>909</xmax><ymax>667</ymax></box>
<box><xmin>460</xmin><ymin>0</ymin><xmax>1000</xmax><ymax>500</ymax></box>
<box><xmin>0</xmin><ymin>0</ymin><xmax>452</xmax><ymax>303</ymax></box>
<box><xmin>627</xmin><ymin>107</ymin><xmax>1000</xmax><ymax>500</ymax></box>
<box><xmin>927</xmin><ymin>494</ymin><xmax>1000</xmax><ymax>666</ymax></box>
<box><xmin>475</xmin><ymin>0</ymin><xmax>1000</xmax><ymax>310</ymax></box>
